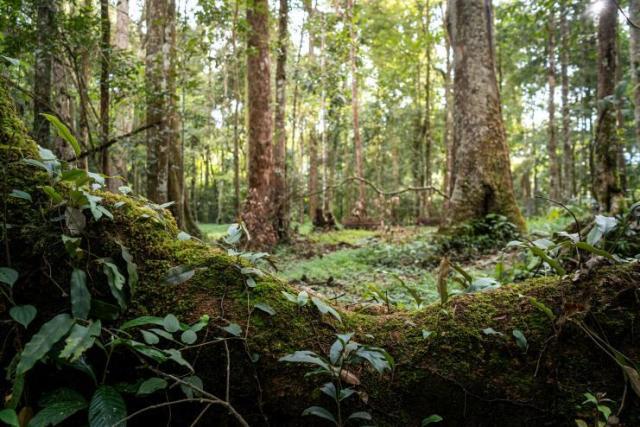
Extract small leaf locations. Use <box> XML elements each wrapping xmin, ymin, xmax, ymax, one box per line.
<box><xmin>180</xmin><ymin>375</ymin><xmax>203</xmax><ymax>398</ymax></box>
<box><xmin>0</xmin><ymin>267</ymin><xmax>18</xmax><ymax>287</ymax></box>
<box><xmin>70</xmin><ymin>269</ymin><xmax>91</xmax><ymax>319</ymax></box>
<box><xmin>512</xmin><ymin>329</ymin><xmax>528</xmax><ymax>352</ymax></box>
<box><xmin>17</xmin><ymin>313</ymin><xmax>74</xmax><ymax>375</ymax></box>
<box><xmin>59</xmin><ymin>321</ymin><xmax>101</xmax><ymax>362</ymax></box>
<box><xmin>422</xmin><ymin>414</ymin><xmax>444</xmax><ymax>425</ymax></box>
<box><xmin>88</xmin><ymin>386</ymin><xmax>126</xmax><ymax>427</ymax></box>
<box><xmin>41</xmin><ymin>113</ymin><xmax>81</xmax><ymax>156</ymax></box>
<box><xmin>9</xmin><ymin>189</ymin><xmax>32</xmax><ymax>202</ymax></box>
<box><xmin>0</xmin><ymin>409</ymin><xmax>19</xmax><ymax>427</ymax></box>
<box><xmin>302</xmin><ymin>406</ymin><xmax>337</xmax><ymax>424</ymax></box>
<box><xmin>348</xmin><ymin>411</ymin><xmax>372</xmax><ymax>421</ymax></box>
<box><xmin>180</xmin><ymin>329</ymin><xmax>197</xmax><ymax>344</ymax></box>
<box><xmin>422</xmin><ymin>329</ymin><xmax>433</xmax><ymax>340</ymax></box>
<box><xmin>163</xmin><ymin>265</ymin><xmax>195</xmax><ymax>286</ymax></box>
<box><xmin>279</xmin><ymin>351</ymin><xmax>331</xmax><ymax>371</ymax></box>
<box><xmin>141</xmin><ymin>330</ymin><xmax>160</xmax><ymax>345</ymax></box>
<box><xmin>319</xmin><ymin>382</ymin><xmax>338</xmax><ymax>400</ymax></box>
<box><xmin>42</xmin><ymin>185</ymin><xmax>63</xmax><ymax>204</ymax></box>
<box><xmin>482</xmin><ymin>327</ymin><xmax>503</xmax><ymax>336</ymax></box>
<box><xmin>529</xmin><ymin>297</ymin><xmax>555</xmax><ymax>322</ymax></box>
<box><xmin>137</xmin><ymin>377</ymin><xmax>168</xmax><ymax>396</ymax></box>
<box><xmin>9</xmin><ymin>305</ymin><xmax>37</xmax><ymax>328</ymax></box>
<box><xmin>119</xmin><ymin>243</ymin><xmax>138</xmax><ymax>291</ymax></box>
<box><xmin>119</xmin><ymin>316</ymin><xmax>164</xmax><ymax>330</ymax></box>
<box><xmin>162</xmin><ymin>314</ymin><xmax>180</xmax><ymax>333</ymax></box>
<box><xmin>177</xmin><ymin>231</ymin><xmax>191</xmax><ymax>240</ymax></box>
<box><xmin>221</xmin><ymin>323</ymin><xmax>242</xmax><ymax>337</ymax></box>
<box><xmin>311</xmin><ymin>297</ymin><xmax>342</xmax><ymax>323</ymax></box>
<box><xmin>254</xmin><ymin>302</ymin><xmax>276</xmax><ymax>315</ymax></box>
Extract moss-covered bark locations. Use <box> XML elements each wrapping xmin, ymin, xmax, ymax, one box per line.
<box><xmin>2</xmin><ymin>84</ymin><xmax>640</xmax><ymax>426</ymax></box>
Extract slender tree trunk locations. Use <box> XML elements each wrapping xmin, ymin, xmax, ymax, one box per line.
<box><xmin>78</xmin><ymin>0</ymin><xmax>92</xmax><ymax>170</ymax></box>
<box><xmin>422</xmin><ymin>0</ymin><xmax>433</xmax><ymax>217</ymax></box>
<box><xmin>33</xmin><ymin>0</ymin><xmax>55</xmax><ymax>148</ymax></box>
<box><xmin>348</xmin><ymin>0</ymin><xmax>366</xmax><ymax>218</ymax></box>
<box><xmin>593</xmin><ymin>0</ymin><xmax>624</xmax><ymax>213</ymax></box>
<box><xmin>145</xmin><ymin>0</ymin><xmax>169</xmax><ymax>203</ymax></box>
<box><xmin>241</xmin><ymin>0</ymin><xmax>278</xmax><ymax>249</ymax></box>
<box><xmin>547</xmin><ymin>13</ymin><xmax>561</xmax><ymax>200</ymax></box>
<box><xmin>232</xmin><ymin>0</ymin><xmax>241</xmax><ymax>218</ymax></box>
<box><xmin>446</xmin><ymin>0</ymin><xmax>526</xmax><ymax>231</ymax></box>
<box><xmin>273</xmin><ymin>0</ymin><xmax>289</xmax><ymax>240</ymax></box>
<box><xmin>443</xmin><ymin>3</ymin><xmax>454</xmax><ymax>200</ymax></box>
<box><xmin>52</xmin><ymin>60</ymin><xmax>75</xmax><ymax>159</ymax></box>
<box><xmin>560</xmin><ymin>1</ymin><xmax>574</xmax><ymax>200</ymax></box>
<box><xmin>615</xmin><ymin>35</ymin><xmax>627</xmax><ymax>194</ymax></box>
<box><xmin>631</xmin><ymin>0</ymin><xmax>640</xmax><ymax>159</ymax></box>
<box><xmin>100</xmin><ymin>0</ymin><xmax>111</xmax><ymax>186</ymax></box>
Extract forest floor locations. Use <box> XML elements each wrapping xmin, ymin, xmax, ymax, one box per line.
<box><xmin>199</xmin><ymin>213</ymin><xmax>573</xmax><ymax>312</ymax></box>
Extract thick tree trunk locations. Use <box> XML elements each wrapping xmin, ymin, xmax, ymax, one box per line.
<box><xmin>547</xmin><ymin>13</ymin><xmax>561</xmax><ymax>201</ymax></box>
<box><xmin>2</xmin><ymin>84</ymin><xmax>640</xmax><ymax>426</ymax></box>
<box><xmin>241</xmin><ymin>0</ymin><xmax>278</xmax><ymax>249</ymax></box>
<box><xmin>348</xmin><ymin>0</ymin><xmax>366</xmax><ymax>218</ymax></box>
<box><xmin>593</xmin><ymin>0</ymin><xmax>624</xmax><ymax>213</ymax></box>
<box><xmin>33</xmin><ymin>0</ymin><xmax>55</xmax><ymax>148</ymax></box>
<box><xmin>145</xmin><ymin>0</ymin><xmax>169</xmax><ymax>203</ymax></box>
<box><xmin>273</xmin><ymin>0</ymin><xmax>289</xmax><ymax>241</ymax></box>
<box><xmin>100</xmin><ymin>0</ymin><xmax>111</xmax><ymax>187</ymax></box>
<box><xmin>446</xmin><ymin>0</ymin><xmax>525</xmax><ymax>231</ymax></box>
<box><xmin>560</xmin><ymin>1</ymin><xmax>574</xmax><ymax>200</ymax></box>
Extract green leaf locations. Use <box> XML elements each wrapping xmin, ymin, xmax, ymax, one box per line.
<box><xmin>279</xmin><ymin>351</ymin><xmax>331</xmax><ymax>372</ymax></box>
<box><xmin>179</xmin><ymin>375</ymin><xmax>203</xmax><ymax>398</ymax></box>
<box><xmin>529</xmin><ymin>297</ymin><xmax>555</xmax><ymax>322</ymax></box>
<box><xmin>61</xmin><ymin>235</ymin><xmax>82</xmax><ymax>259</ymax></box>
<box><xmin>254</xmin><ymin>302</ymin><xmax>276</xmax><ymax>315</ymax></box>
<box><xmin>9</xmin><ymin>189</ymin><xmax>32</xmax><ymax>202</ymax></box>
<box><xmin>311</xmin><ymin>297</ymin><xmax>342</xmax><ymax>323</ymax></box>
<box><xmin>528</xmin><ymin>246</ymin><xmax>566</xmax><ymax>275</ymax></box>
<box><xmin>29</xmin><ymin>389</ymin><xmax>87</xmax><ymax>427</ymax></box>
<box><xmin>575</xmin><ymin>420</ymin><xmax>589</xmax><ymax>427</ymax></box>
<box><xmin>422</xmin><ymin>414</ymin><xmax>444</xmax><ymax>425</ymax></box>
<box><xmin>482</xmin><ymin>327</ymin><xmax>503</xmax><ymax>336</ymax></box>
<box><xmin>102</xmin><ymin>261</ymin><xmax>126</xmax><ymax>309</ymax></box>
<box><xmin>141</xmin><ymin>330</ymin><xmax>159</xmax><ymax>345</ymax></box>
<box><xmin>119</xmin><ymin>316</ymin><xmax>164</xmax><ymax>330</ymax></box>
<box><xmin>88</xmin><ymin>386</ymin><xmax>126</xmax><ymax>427</ymax></box>
<box><xmin>348</xmin><ymin>411</ymin><xmax>372</xmax><ymax>421</ymax></box>
<box><xmin>17</xmin><ymin>313</ymin><xmax>74</xmax><ymax>375</ymax></box>
<box><xmin>0</xmin><ymin>409</ymin><xmax>19</xmax><ymax>427</ymax></box>
<box><xmin>21</xmin><ymin>158</ymin><xmax>50</xmax><ymax>172</ymax></box>
<box><xmin>162</xmin><ymin>314</ymin><xmax>180</xmax><ymax>333</ymax></box>
<box><xmin>166</xmin><ymin>349</ymin><xmax>194</xmax><ymax>371</ymax></box>
<box><xmin>319</xmin><ymin>382</ymin><xmax>338</xmax><ymax>400</ymax></box>
<box><xmin>42</xmin><ymin>185</ymin><xmax>63</xmax><ymax>204</ymax></box>
<box><xmin>180</xmin><ymin>330</ymin><xmax>197</xmax><ymax>344</ymax></box>
<box><xmin>0</xmin><ymin>267</ymin><xmax>18</xmax><ymax>287</ymax></box>
<box><xmin>163</xmin><ymin>265</ymin><xmax>195</xmax><ymax>286</ymax></box>
<box><xmin>575</xmin><ymin>242</ymin><xmax>614</xmax><ymax>260</ymax></box>
<box><xmin>422</xmin><ymin>329</ymin><xmax>433</xmax><ymax>339</ymax></box>
<box><xmin>118</xmin><ymin>244</ymin><xmax>138</xmax><ymax>292</ymax></box>
<box><xmin>70</xmin><ymin>269</ymin><xmax>91</xmax><ymax>319</ymax></box>
<box><xmin>512</xmin><ymin>329</ymin><xmax>528</xmax><ymax>352</ymax></box>
<box><xmin>41</xmin><ymin>113</ymin><xmax>81</xmax><ymax>156</ymax></box>
<box><xmin>9</xmin><ymin>305</ymin><xmax>37</xmax><ymax>328</ymax></box>
<box><xmin>221</xmin><ymin>322</ymin><xmax>242</xmax><ymax>337</ymax></box>
<box><xmin>302</xmin><ymin>406</ymin><xmax>337</xmax><ymax>424</ymax></box>
<box><xmin>136</xmin><ymin>378</ymin><xmax>168</xmax><ymax>396</ymax></box>
<box><xmin>177</xmin><ymin>231</ymin><xmax>191</xmax><ymax>240</ymax></box>
<box><xmin>59</xmin><ymin>321</ymin><xmax>101</xmax><ymax>362</ymax></box>
<box><xmin>355</xmin><ymin>346</ymin><xmax>393</xmax><ymax>373</ymax></box>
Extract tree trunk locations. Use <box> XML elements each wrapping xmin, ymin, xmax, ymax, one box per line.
<box><xmin>422</xmin><ymin>0</ymin><xmax>433</xmax><ymax>218</ymax></box>
<box><xmin>52</xmin><ymin>60</ymin><xmax>75</xmax><ymax>160</ymax></box>
<box><xmin>446</xmin><ymin>0</ymin><xmax>525</xmax><ymax>231</ymax></box>
<box><xmin>273</xmin><ymin>0</ymin><xmax>290</xmax><ymax>241</ymax></box>
<box><xmin>145</xmin><ymin>0</ymin><xmax>169</xmax><ymax>204</ymax></box>
<box><xmin>631</xmin><ymin>0</ymin><xmax>640</xmax><ymax>163</ymax></box>
<box><xmin>100</xmin><ymin>0</ymin><xmax>111</xmax><ymax>187</ymax></box>
<box><xmin>443</xmin><ymin>3</ymin><xmax>455</xmax><ymax>201</ymax></box>
<box><xmin>78</xmin><ymin>0</ymin><xmax>92</xmax><ymax>170</ymax></box>
<box><xmin>33</xmin><ymin>0</ymin><xmax>55</xmax><ymax>148</ymax></box>
<box><xmin>232</xmin><ymin>0</ymin><xmax>241</xmax><ymax>218</ymax></box>
<box><xmin>593</xmin><ymin>0</ymin><xmax>624</xmax><ymax>213</ymax></box>
<box><xmin>241</xmin><ymin>0</ymin><xmax>278</xmax><ymax>249</ymax></box>
<box><xmin>547</xmin><ymin>13</ymin><xmax>561</xmax><ymax>201</ymax></box>
<box><xmin>348</xmin><ymin>0</ymin><xmax>366</xmax><ymax>218</ymax></box>
<box><xmin>560</xmin><ymin>1</ymin><xmax>574</xmax><ymax>200</ymax></box>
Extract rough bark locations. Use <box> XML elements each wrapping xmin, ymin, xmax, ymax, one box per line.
<box><xmin>100</xmin><ymin>0</ymin><xmax>112</xmax><ymax>188</ymax></box>
<box><xmin>52</xmin><ymin>59</ymin><xmax>75</xmax><ymax>160</ymax></box>
<box><xmin>631</xmin><ymin>0</ymin><xmax>640</xmax><ymax>158</ymax></box>
<box><xmin>2</xmin><ymin>84</ymin><xmax>640</xmax><ymax>425</ymax></box>
<box><xmin>560</xmin><ymin>1</ymin><xmax>574</xmax><ymax>200</ymax></box>
<box><xmin>547</xmin><ymin>13</ymin><xmax>561</xmax><ymax>201</ymax></box>
<box><xmin>593</xmin><ymin>0</ymin><xmax>624</xmax><ymax>213</ymax></box>
<box><xmin>33</xmin><ymin>0</ymin><xmax>55</xmax><ymax>148</ymax></box>
<box><xmin>232</xmin><ymin>0</ymin><xmax>241</xmax><ymax>218</ymax></box>
<box><xmin>241</xmin><ymin>0</ymin><xmax>278</xmax><ymax>249</ymax></box>
<box><xmin>145</xmin><ymin>0</ymin><xmax>170</xmax><ymax>204</ymax></box>
<box><xmin>443</xmin><ymin>5</ymin><xmax>455</xmax><ymax>200</ymax></box>
<box><xmin>446</xmin><ymin>0</ymin><xmax>526</xmax><ymax>231</ymax></box>
<box><xmin>273</xmin><ymin>0</ymin><xmax>290</xmax><ymax>241</ymax></box>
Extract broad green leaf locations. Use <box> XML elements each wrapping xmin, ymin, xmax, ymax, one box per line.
<box><xmin>179</xmin><ymin>375</ymin><xmax>203</xmax><ymax>398</ymax></box>
<box><xmin>279</xmin><ymin>351</ymin><xmax>331</xmax><ymax>372</ymax></box>
<box><xmin>180</xmin><ymin>330</ymin><xmax>197</xmax><ymax>344</ymax></box>
<box><xmin>42</xmin><ymin>186</ymin><xmax>63</xmax><ymax>204</ymax></box>
<box><xmin>9</xmin><ymin>189</ymin><xmax>32</xmax><ymax>202</ymax></box>
<box><xmin>118</xmin><ymin>244</ymin><xmax>138</xmax><ymax>291</ymax></box>
<box><xmin>162</xmin><ymin>314</ymin><xmax>180</xmax><ymax>333</ymax></box>
<box><xmin>166</xmin><ymin>349</ymin><xmax>194</xmax><ymax>371</ymax></box>
<box><xmin>21</xmin><ymin>158</ymin><xmax>49</xmax><ymax>172</ymax></box>
<box><xmin>0</xmin><ymin>409</ymin><xmax>18</xmax><ymax>427</ymax></box>
<box><xmin>512</xmin><ymin>329</ymin><xmax>528</xmax><ymax>352</ymax></box>
<box><xmin>102</xmin><ymin>261</ymin><xmax>126</xmax><ymax>309</ymax></box>
<box><xmin>529</xmin><ymin>246</ymin><xmax>566</xmax><ymax>275</ymax></box>
<box><xmin>70</xmin><ymin>269</ymin><xmax>91</xmax><ymax>319</ymax></box>
<box><xmin>575</xmin><ymin>242</ymin><xmax>614</xmax><ymax>260</ymax></box>
<box><xmin>0</xmin><ymin>267</ymin><xmax>18</xmax><ymax>287</ymax></box>
<box><xmin>221</xmin><ymin>322</ymin><xmax>242</xmax><ymax>337</ymax></box>
<box><xmin>163</xmin><ymin>265</ymin><xmax>195</xmax><ymax>286</ymax></box>
<box><xmin>302</xmin><ymin>406</ymin><xmax>337</xmax><ymax>424</ymax></box>
<box><xmin>141</xmin><ymin>330</ymin><xmax>159</xmax><ymax>345</ymax></box>
<box><xmin>297</xmin><ymin>291</ymin><xmax>309</xmax><ymax>306</ymax></box>
<box><xmin>254</xmin><ymin>302</ymin><xmax>276</xmax><ymax>315</ymax></box>
<box><xmin>41</xmin><ymin>113</ymin><xmax>81</xmax><ymax>156</ymax></box>
<box><xmin>9</xmin><ymin>305</ymin><xmax>37</xmax><ymax>328</ymax></box>
<box><xmin>119</xmin><ymin>316</ymin><xmax>164</xmax><ymax>330</ymax></box>
<box><xmin>59</xmin><ymin>321</ymin><xmax>101</xmax><ymax>362</ymax></box>
<box><xmin>88</xmin><ymin>386</ymin><xmax>126</xmax><ymax>427</ymax></box>
<box><xmin>30</xmin><ymin>388</ymin><xmax>87</xmax><ymax>427</ymax></box>
<box><xmin>355</xmin><ymin>346</ymin><xmax>393</xmax><ymax>373</ymax></box>
<box><xmin>319</xmin><ymin>382</ymin><xmax>338</xmax><ymax>400</ymax></box>
<box><xmin>311</xmin><ymin>297</ymin><xmax>342</xmax><ymax>323</ymax></box>
<box><xmin>348</xmin><ymin>411</ymin><xmax>372</xmax><ymax>421</ymax></box>
<box><xmin>17</xmin><ymin>313</ymin><xmax>74</xmax><ymax>375</ymax></box>
<box><xmin>422</xmin><ymin>414</ymin><xmax>444</xmax><ymax>425</ymax></box>
<box><xmin>136</xmin><ymin>377</ymin><xmax>168</xmax><ymax>396</ymax></box>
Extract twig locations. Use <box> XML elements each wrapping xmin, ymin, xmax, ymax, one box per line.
<box><xmin>613</xmin><ymin>0</ymin><xmax>640</xmax><ymax>30</ymax></box>
<box><xmin>66</xmin><ymin>121</ymin><xmax>160</xmax><ymax>161</ymax></box>
<box><xmin>114</xmin><ymin>398</ymin><xmax>245</xmax><ymax>426</ymax></box>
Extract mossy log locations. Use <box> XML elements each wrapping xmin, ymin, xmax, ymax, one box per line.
<box><xmin>2</xmin><ymin>85</ymin><xmax>640</xmax><ymax>426</ymax></box>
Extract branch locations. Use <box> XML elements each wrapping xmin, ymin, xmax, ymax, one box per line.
<box><xmin>613</xmin><ymin>0</ymin><xmax>640</xmax><ymax>30</ymax></box>
<box><xmin>66</xmin><ymin>121</ymin><xmax>160</xmax><ymax>161</ymax></box>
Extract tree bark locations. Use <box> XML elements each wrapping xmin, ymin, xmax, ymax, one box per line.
<box><xmin>241</xmin><ymin>0</ymin><xmax>278</xmax><ymax>249</ymax></box>
<box><xmin>443</xmin><ymin>3</ymin><xmax>455</xmax><ymax>201</ymax></box>
<box><xmin>33</xmin><ymin>0</ymin><xmax>55</xmax><ymax>148</ymax></box>
<box><xmin>232</xmin><ymin>0</ymin><xmax>241</xmax><ymax>218</ymax></box>
<box><xmin>593</xmin><ymin>0</ymin><xmax>624</xmax><ymax>213</ymax></box>
<box><xmin>446</xmin><ymin>0</ymin><xmax>525</xmax><ymax>231</ymax></box>
<box><xmin>631</xmin><ymin>0</ymin><xmax>640</xmax><ymax>162</ymax></box>
<box><xmin>273</xmin><ymin>0</ymin><xmax>290</xmax><ymax>241</ymax></box>
<box><xmin>547</xmin><ymin>12</ymin><xmax>561</xmax><ymax>201</ymax></box>
<box><xmin>560</xmin><ymin>2</ymin><xmax>574</xmax><ymax>200</ymax></box>
<box><xmin>52</xmin><ymin>59</ymin><xmax>75</xmax><ymax>160</ymax></box>
<box><xmin>100</xmin><ymin>0</ymin><xmax>111</xmax><ymax>186</ymax></box>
